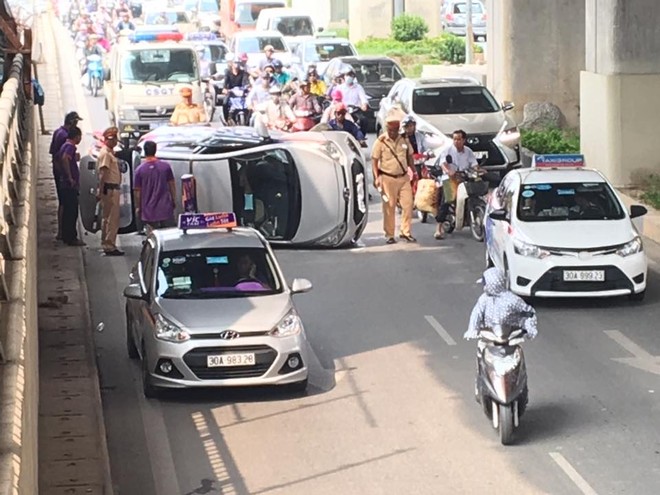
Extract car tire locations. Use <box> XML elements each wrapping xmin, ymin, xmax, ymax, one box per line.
<box><xmin>628</xmin><ymin>290</ymin><xmax>646</xmax><ymax>302</ymax></box>
<box><xmin>286</xmin><ymin>378</ymin><xmax>308</xmax><ymax>394</ymax></box>
<box><xmin>141</xmin><ymin>344</ymin><xmax>159</xmax><ymax>399</ymax></box>
<box><xmin>126</xmin><ymin>308</ymin><xmax>139</xmax><ymax>359</ymax></box>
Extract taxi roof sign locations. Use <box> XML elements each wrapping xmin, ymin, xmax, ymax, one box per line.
<box><xmin>532</xmin><ymin>154</ymin><xmax>585</xmax><ymax>169</ymax></box>
<box><xmin>178</xmin><ymin>212</ymin><xmax>238</xmax><ymax>232</ymax></box>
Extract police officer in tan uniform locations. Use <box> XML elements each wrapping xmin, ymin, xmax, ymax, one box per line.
<box><xmin>97</xmin><ymin>127</ymin><xmax>124</xmax><ymax>256</ymax></box>
<box><xmin>372</xmin><ymin>109</ymin><xmax>416</xmax><ymax>244</ymax></box>
<box><xmin>170</xmin><ymin>86</ymin><xmax>207</xmax><ymax>125</ymax></box>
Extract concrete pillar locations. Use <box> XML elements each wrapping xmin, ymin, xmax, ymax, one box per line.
<box><xmin>581</xmin><ymin>0</ymin><xmax>660</xmax><ymax>186</ymax></box>
<box><xmin>405</xmin><ymin>0</ymin><xmax>442</xmax><ymax>37</ymax></box>
<box><xmin>349</xmin><ymin>0</ymin><xmax>393</xmax><ymax>40</ymax></box>
<box><xmin>486</xmin><ymin>0</ymin><xmax>585</xmax><ymax>128</ymax></box>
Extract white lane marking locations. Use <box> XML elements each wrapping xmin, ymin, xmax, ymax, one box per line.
<box><xmin>549</xmin><ymin>452</ymin><xmax>599</xmax><ymax>495</ymax></box>
<box><xmin>604</xmin><ymin>330</ymin><xmax>653</xmax><ymax>359</ymax></box>
<box><xmin>424</xmin><ymin>315</ymin><xmax>457</xmax><ymax>346</ymax></box>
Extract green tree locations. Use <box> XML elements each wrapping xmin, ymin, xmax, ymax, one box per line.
<box><xmin>391</xmin><ymin>14</ymin><xmax>429</xmax><ymax>42</ymax></box>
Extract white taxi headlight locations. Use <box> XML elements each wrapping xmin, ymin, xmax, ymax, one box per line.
<box><xmin>616</xmin><ymin>236</ymin><xmax>643</xmax><ymax>257</ymax></box>
<box><xmin>118</xmin><ymin>105</ymin><xmax>139</xmax><ymax>121</ymax></box>
<box><xmin>269</xmin><ymin>310</ymin><xmax>302</xmax><ymax>338</ymax></box>
<box><xmin>155</xmin><ymin>314</ymin><xmax>190</xmax><ymax>343</ymax></box>
<box><xmin>513</xmin><ymin>238</ymin><xmax>550</xmax><ymax>259</ymax></box>
<box><xmin>484</xmin><ymin>348</ymin><xmax>522</xmax><ymax>376</ymax></box>
<box><xmin>498</xmin><ymin>126</ymin><xmax>521</xmax><ymax>145</ymax></box>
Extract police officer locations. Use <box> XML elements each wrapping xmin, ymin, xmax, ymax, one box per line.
<box><xmin>97</xmin><ymin>126</ymin><xmax>124</xmax><ymax>256</ymax></box>
<box><xmin>170</xmin><ymin>86</ymin><xmax>207</xmax><ymax>125</ymax></box>
<box><xmin>371</xmin><ymin>109</ymin><xmax>416</xmax><ymax>244</ymax></box>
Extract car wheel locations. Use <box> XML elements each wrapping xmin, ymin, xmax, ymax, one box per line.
<box><xmin>286</xmin><ymin>378</ymin><xmax>308</xmax><ymax>394</ymax></box>
<box><xmin>141</xmin><ymin>344</ymin><xmax>159</xmax><ymax>399</ymax></box>
<box><xmin>126</xmin><ymin>308</ymin><xmax>139</xmax><ymax>359</ymax></box>
<box><xmin>629</xmin><ymin>290</ymin><xmax>646</xmax><ymax>302</ymax></box>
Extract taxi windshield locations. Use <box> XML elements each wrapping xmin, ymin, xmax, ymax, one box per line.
<box><xmin>517</xmin><ymin>182</ymin><xmax>625</xmax><ymax>222</ymax></box>
<box><xmin>156</xmin><ymin>247</ymin><xmax>283</xmax><ymax>299</ymax></box>
<box><xmin>120</xmin><ymin>48</ymin><xmax>199</xmax><ymax>84</ymax></box>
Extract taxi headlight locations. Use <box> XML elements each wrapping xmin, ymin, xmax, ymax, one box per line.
<box><xmin>269</xmin><ymin>310</ymin><xmax>302</xmax><ymax>338</ymax></box>
<box><xmin>484</xmin><ymin>348</ymin><xmax>522</xmax><ymax>376</ymax></box>
<box><xmin>616</xmin><ymin>236</ymin><xmax>643</xmax><ymax>257</ymax></box>
<box><xmin>513</xmin><ymin>238</ymin><xmax>550</xmax><ymax>259</ymax></box>
<box><xmin>155</xmin><ymin>314</ymin><xmax>190</xmax><ymax>343</ymax></box>
<box><xmin>118</xmin><ymin>105</ymin><xmax>139</xmax><ymax>121</ymax></box>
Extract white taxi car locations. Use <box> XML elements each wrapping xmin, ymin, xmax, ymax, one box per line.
<box><xmin>123</xmin><ymin>212</ymin><xmax>313</xmax><ymax>397</ymax></box>
<box><xmin>485</xmin><ymin>154</ymin><xmax>648</xmax><ymax>300</ymax></box>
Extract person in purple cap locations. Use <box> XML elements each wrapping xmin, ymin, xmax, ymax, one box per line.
<box><xmin>49</xmin><ymin>111</ymin><xmax>82</xmax><ymax>240</ymax></box>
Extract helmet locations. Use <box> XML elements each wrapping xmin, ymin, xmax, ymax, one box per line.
<box><xmin>342</xmin><ymin>65</ymin><xmax>355</xmax><ymax>76</ymax></box>
<box><xmin>272</xmin><ymin>59</ymin><xmax>283</xmax><ymax>69</ymax></box>
<box><xmin>402</xmin><ymin>115</ymin><xmax>416</xmax><ymax>125</ymax></box>
<box><xmin>239</xmin><ymin>52</ymin><xmax>249</xmax><ymax>63</ymax></box>
<box><xmin>269</xmin><ymin>85</ymin><xmax>282</xmax><ymax>95</ymax></box>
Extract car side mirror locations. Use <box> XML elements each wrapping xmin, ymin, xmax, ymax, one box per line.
<box><xmin>630</xmin><ymin>204</ymin><xmax>648</xmax><ymax>219</ymax></box>
<box><xmin>290</xmin><ymin>278</ymin><xmax>313</xmax><ymax>294</ymax></box>
<box><xmin>104</xmin><ymin>69</ymin><xmax>111</xmax><ymax>81</ymax></box>
<box><xmin>489</xmin><ymin>208</ymin><xmax>508</xmax><ymax>222</ymax></box>
<box><xmin>123</xmin><ymin>283</ymin><xmax>146</xmax><ymax>300</ymax></box>
<box><xmin>502</xmin><ymin>101</ymin><xmax>515</xmax><ymax>112</ymax></box>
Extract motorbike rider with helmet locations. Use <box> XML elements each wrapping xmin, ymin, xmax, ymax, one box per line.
<box><xmin>271</xmin><ymin>59</ymin><xmax>292</xmax><ymax>88</ymax></box>
<box><xmin>338</xmin><ymin>66</ymin><xmax>370</xmax><ymax>134</ymax></box>
<box><xmin>307</xmin><ymin>67</ymin><xmax>327</xmax><ymax>97</ymax></box>
<box><xmin>222</xmin><ymin>53</ymin><xmax>250</xmax><ymax>122</ymax></box>
<box><xmin>289</xmin><ymin>79</ymin><xmax>322</xmax><ymax>118</ymax></box>
<box><xmin>263</xmin><ymin>86</ymin><xmax>296</xmax><ymax>131</ymax></box>
<box><xmin>402</xmin><ymin>115</ymin><xmax>431</xmax><ymax>176</ymax></box>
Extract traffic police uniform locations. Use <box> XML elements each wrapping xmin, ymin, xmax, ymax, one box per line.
<box><xmin>97</xmin><ymin>126</ymin><xmax>123</xmax><ymax>255</ymax></box>
<box><xmin>170</xmin><ymin>87</ymin><xmax>206</xmax><ymax>125</ymax></box>
<box><xmin>372</xmin><ymin>110</ymin><xmax>415</xmax><ymax>242</ymax></box>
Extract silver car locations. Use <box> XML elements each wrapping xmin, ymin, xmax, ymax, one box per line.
<box><xmin>441</xmin><ymin>0</ymin><xmax>488</xmax><ymax>41</ymax></box>
<box><xmin>124</xmin><ymin>224</ymin><xmax>313</xmax><ymax>398</ymax></box>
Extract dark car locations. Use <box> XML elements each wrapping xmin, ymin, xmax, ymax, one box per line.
<box><xmin>321</xmin><ymin>56</ymin><xmax>406</xmax><ymax>130</ymax></box>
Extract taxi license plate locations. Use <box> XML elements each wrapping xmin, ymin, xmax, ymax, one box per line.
<box><xmin>207</xmin><ymin>353</ymin><xmax>255</xmax><ymax>367</ymax></box>
<box><xmin>474</xmin><ymin>151</ymin><xmax>489</xmax><ymax>159</ymax></box>
<box><xmin>563</xmin><ymin>270</ymin><xmax>605</xmax><ymax>282</ymax></box>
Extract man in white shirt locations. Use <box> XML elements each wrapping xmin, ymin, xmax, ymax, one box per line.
<box><xmin>338</xmin><ymin>68</ymin><xmax>369</xmax><ymax>134</ymax></box>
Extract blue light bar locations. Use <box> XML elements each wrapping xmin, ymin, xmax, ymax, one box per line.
<box><xmin>532</xmin><ymin>154</ymin><xmax>585</xmax><ymax>168</ymax></box>
<box><xmin>129</xmin><ymin>31</ymin><xmax>184</xmax><ymax>43</ymax></box>
<box><xmin>178</xmin><ymin>212</ymin><xmax>238</xmax><ymax>231</ymax></box>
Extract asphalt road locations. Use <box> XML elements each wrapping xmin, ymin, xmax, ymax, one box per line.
<box><xmin>51</xmin><ymin>21</ymin><xmax>660</xmax><ymax>495</ymax></box>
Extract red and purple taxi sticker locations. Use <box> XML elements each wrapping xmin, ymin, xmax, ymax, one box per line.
<box><xmin>178</xmin><ymin>212</ymin><xmax>238</xmax><ymax>231</ymax></box>
<box><xmin>532</xmin><ymin>154</ymin><xmax>585</xmax><ymax>168</ymax></box>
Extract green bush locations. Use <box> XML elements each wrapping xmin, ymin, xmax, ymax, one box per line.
<box><xmin>641</xmin><ymin>175</ymin><xmax>660</xmax><ymax>209</ymax></box>
<box><xmin>391</xmin><ymin>14</ymin><xmax>428</xmax><ymax>42</ymax></box>
<box><xmin>438</xmin><ymin>34</ymin><xmax>466</xmax><ymax>64</ymax></box>
<box><xmin>520</xmin><ymin>128</ymin><xmax>580</xmax><ymax>154</ymax></box>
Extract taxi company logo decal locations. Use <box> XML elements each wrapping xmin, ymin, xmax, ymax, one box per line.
<box><xmin>219</xmin><ymin>330</ymin><xmax>240</xmax><ymax>340</ymax></box>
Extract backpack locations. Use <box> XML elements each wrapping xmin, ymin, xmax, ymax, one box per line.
<box><xmin>32</xmin><ymin>79</ymin><xmax>45</xmax><ymax>106</ymax></box>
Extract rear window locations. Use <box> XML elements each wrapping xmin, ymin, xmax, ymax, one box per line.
<box><xmin>304</xmin><ymin>42</ymin><xmax>355</xmax><ymax>62</ymax></box>
<box><xmin>412</xmin><ymin>86</ymin><xmax>499</xmax><ymax>115</ymax></box>
<box><xmin>517</xmin><ymin>182</ymin><xmax>625</xmax><ymax>222</ymax></box>
<box><xmin>454</xmin><ymin>2</ymin><xmax>484</xmax><ymax>14</ymax></box>
<box><xmin>272</xmin><ymin>16</ymin><xmax>314</xmax><ymax>36</ymax></box>
<box><xmin>353</xmin><ymin>60</ymin><xmax>404</xmax><ymax>84</ymax></box>
<box><xmin>238</xmin><ymin>36</ymin><xmax>287</xmax><ymax>53</ymax></box>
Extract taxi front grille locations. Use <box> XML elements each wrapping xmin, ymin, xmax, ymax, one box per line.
<box><xmin>531</xmin><ymin>265</ymin><xmax>633</xmax><ymax>294</ymax></box>
<box><xmin>138</xmin><ymin>107</ymin><xmax>175</xmax><ymax>121</ymax></box>
<box><xmin>183</xmin><ymin>345</ymin><xmax>276</xmax><ymax>380</ymax></box>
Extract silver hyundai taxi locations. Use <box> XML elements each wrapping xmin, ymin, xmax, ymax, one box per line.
<box><xmin>123</xmin><ymin>213</ymin><xmax>313</xmax><ymax>398</ymax></box>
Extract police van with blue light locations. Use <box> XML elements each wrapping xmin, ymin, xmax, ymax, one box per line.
<box><xmin>485</xmin><ymin>154</ymin><xmax>648</xmax><ymax>300</ymax></box>
<box><xmin>123</xmin><ymin>212</ymin><xmax>313</xmax><ymax>398</ymax></box>
<box><xmin>105</xmin><ymin>27</ymin><xmax>207</xmax><ymax>135</ymax></box>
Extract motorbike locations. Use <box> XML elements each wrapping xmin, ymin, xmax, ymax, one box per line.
<box><xmin>346</xmin><ymin>104</ymin><xmax>369</xmax><ymax>135</ymax></box>
<box><xmin>226</xmin><ymin>86</ymin><xmax>250</xmax><ymax>126</ymax></box>
<box><xmin>291</xmin><ymin>109</ymin><xmax>320</xmax><ymax>132</ymax></box>
<box><xmin>475</xmin><ymin>326</ymin><xmax>529</xmax><ymax>445</ymax></box>
<box><xmin>86</xmin><ymin>54</ymin><xmax>104</xmax><ymax>97</ymax></box>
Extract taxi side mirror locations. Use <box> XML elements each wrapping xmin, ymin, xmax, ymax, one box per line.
<box><xmin>630</xmin><ymin>204</ymin><xmax>647</xmax><ymax>219</ymax></box>
<box><xmin>502</xmin><ymin>101</ymin><xmax>515</xmax><ymax>112</ymax></box>
<box><xmin>489</xmin><ymin>209</ymin><xmax>508</xmax><ymax>222</ymax></box>
<box><xmin>290</xmin><ymin>278</ymin><xmax>313</xmax><ymax>294</ymax></box>
<box><xmin>123</xmin><ymin>283</ymin><xmax>146</xmax><ymax>300</ymax></box>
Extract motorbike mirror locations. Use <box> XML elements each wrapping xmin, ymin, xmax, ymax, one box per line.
<box><xmin>489</xmin><ymin>209</ymin><xmax>507</xmax><ymax>222</ymax></box>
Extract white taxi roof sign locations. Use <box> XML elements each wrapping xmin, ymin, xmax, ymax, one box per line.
<box><xmin>178</xmin><ymin>212</ymin><xmax>238</xmax><ymax>232</ymax></box>
<box><xmin>532</xmin><ymin>154</ymin><xmax>585</xmax><ymax>169</ymax></box>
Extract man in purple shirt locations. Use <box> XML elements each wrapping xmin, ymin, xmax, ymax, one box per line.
<box><xmin>57</xmin><ymin>126</ymin><xmax>85</xmax><ymax>246</ymax></box>
<box><xmin>133</xmin><ymin>141</ymin><xmax>177</xmax><ymax>234</ymax></box>
<box><xmin>49</xmin><ymin>111</ymin><xmax>83</xmax><ymax>240</ymax></box>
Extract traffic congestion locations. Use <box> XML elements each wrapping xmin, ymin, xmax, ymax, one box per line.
<box><xmin>42</xmin><ymin>0</ymin><xmax>660</xmax><ymax>493</ymax></box>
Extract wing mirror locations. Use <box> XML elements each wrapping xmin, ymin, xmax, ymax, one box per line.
<box><xmin>290</xmin><ymin>278</ymin><xmax>313</xmax><ymax>294</ymax></box>
<box><xmin>123</xmin><ymin>283</ymin><xmax>146</xmax><ymax>300</ymax></box>
<box><xmin>104</xmin><ymin>68</ymin><xmax>111</xmax><ymax>81</ymax></box>
<box><xmin>502</xmin><ymin>101</ymin><xmax>515</xmax><ymax>112</ymax></box>
<box><xmin>630</xmin><ymin>204</ymin><xmax>648</xmax><ymax>219</ymax></box>
<box><xmin>489</xmin><ymin>208</ymin><xmax>508</xmax><ymax>221</ymax></box>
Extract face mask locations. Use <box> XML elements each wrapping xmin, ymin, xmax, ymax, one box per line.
<box><xmin>345</xmin><ymin>76</ymin><xmax>354</xmax><ymax>85</ymax></box>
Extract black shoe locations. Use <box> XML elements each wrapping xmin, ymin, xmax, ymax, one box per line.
<box><xmin>399</xmin><ymin>234</ymin><xmax>417</xmax><ymax>243</ymax></box>
<box><xmin>385</xmin><ymin>237</ymin><xmax>396</xmax><ymax>245</ymax></box>
<box><xmin>104</xmin><ymin>249</ymin><xmax>125</xmax><ymax>256</ymax></box>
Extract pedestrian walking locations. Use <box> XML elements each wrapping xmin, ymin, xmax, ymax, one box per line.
<box><xmin>49</xmin><ymin>111</ymin><xmax>82</xmax><ymax>240</ymax></box>
<box><xmin>96</xmin><ymin>126</ymin><xmax>124</xmax><ymax>256</ymax></box>
<box><xmin>57</xmin><ymin>126</ymin><xmax>85</xmax><ymax>246</ymax></box>
<box><xmin>133</xmin><ymin>140</ymin><xmax>177</xmax><ymax>235</ymax></box>
<box><xmin>371</xmin><ymin>108</ymin><xmax>416</xmax><ymax>244</ymax></box>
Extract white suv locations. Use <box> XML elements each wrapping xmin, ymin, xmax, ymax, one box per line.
<box><xmin>376</xmin><ymin>78</ymin><xmax>521</xmax><ymax>174</ymax></box>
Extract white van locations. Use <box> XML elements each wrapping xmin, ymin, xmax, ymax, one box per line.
<box><xmin>255</xmin><ymin>8</ymin><xmax>320</xmax><ymax>50</ymax></box>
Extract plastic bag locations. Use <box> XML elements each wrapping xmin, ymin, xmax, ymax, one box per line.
<box><xmin>414</xmin><ymin>178</ymin><xmax>438</xmax><ymax>215</ymax></box>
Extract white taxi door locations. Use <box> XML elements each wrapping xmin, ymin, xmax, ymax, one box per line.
<box><xmin>487</xmin><ymin>173</ymin><xmax>518</xmax><ymax>269</ymax></box>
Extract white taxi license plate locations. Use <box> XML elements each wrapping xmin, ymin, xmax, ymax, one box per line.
<box><xmin>474</xmin><ymin>151</ymin><xmax>489</xmax><ymax>159</ymax></box>
<box><xmin>563</xmin><ymin>270</ymin><xmax>605</xmax><ymax>282</ymax></box>
<box><xmin>207</xmin><ymin>353</ymin><xmax>255</xmax><ymax>368</ymax></box>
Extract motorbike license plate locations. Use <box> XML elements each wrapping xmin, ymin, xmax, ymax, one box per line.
<box><xmin>474</xmin><ymin>151</ymin><xmax>489</xmax><ymax>159</ymax></box>
<box><xmin>563</xmin><ymin>270</ymin><xmax>605</xmax><ymax>282</ymax></box>
<box><xmin>207</xmin><ymin>353</ymin><xmax>255</xmax><ymax>367</ymax></box>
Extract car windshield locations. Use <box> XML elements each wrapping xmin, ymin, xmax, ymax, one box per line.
<box><xmin>517</xmin><ymin>182</ymin><xmax>625</xmax><ymax>222</ymax></box>
<box><xmin>273</xmin><ymin>16</ymin><xmax>314</xmax><ymax>36</ymax></box>
<box><xmin>454</xmin><ymin>2</ymin><xmax>484</xmax><ymax>14</ymax></box>
<box><xmin>237</xmin><ymin>36</ymin><xmax>287</xmax><ymax>53</ymax></box>
<box><xmin>156</xmin><ymin>247</ymin><xmax>283</xmax><ymax>299</ymax></box>
<box><xmin>413</xmin><ymin>86</ymin><xmax>499</xmax><ymax>114</ymax></box>
<box><xmin>353</xmin><ymin>60</ymin><xmax>404</xmax><ymax>84</ymax></box>
<box><xmin>145</xmin><ymin>11</ymin><xmax>190</xmax><ymax>24</ymax></box>
<box><xmin>305</xmin><ymin>42</ymin><xmax>355</xmax><ymax>62</ymax></box>
<box><xmin>120</xmin><ymin>48</ymin><xmax>199</xmax><ymax>83</ymax></box>
<box><xmin>235</xmin><ymin>2</ymin><xmax>284</xmax><ymax>25</ymax></box>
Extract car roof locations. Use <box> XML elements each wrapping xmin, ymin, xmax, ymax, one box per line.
<box><xmin>154</xmin><ymin>227</ymin><xmax>267</xmax><ymax>252</ymax></box>
<box><xmin>258</xmin><ymin>8</ymin><xmax>312</xmax><ymax>16</ymax></box>
<box><xmin>410</xmin><ymin>77</ymin><xmax>482</xmax><ymax>87</ymax></box>
<box><xmin>305</xmin><ymin>37</ymin><xmax>351</xmax><ymax>45</ymax></box>
<box><xmin>515</xmin><ymin>168</ymin><xmax>608</xmax><ymax>185</ymax></box>
<box><xmin>330</xmin><ymin>55</ymin><xmax>397</xmax><ymax>63</ymax></box>
<box><xmin>233</xmin><ymin>30</ymin><xmax>285</xmax><ymax>38</ymax></box>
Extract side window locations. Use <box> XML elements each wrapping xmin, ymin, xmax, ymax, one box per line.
<box><xmin>503</xmin><ymin>180</ymin><xmax>518</xmax><ymax>219</ymax></box>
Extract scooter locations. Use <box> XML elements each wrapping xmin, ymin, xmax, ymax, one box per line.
<box><xmin>226</xmin><ymin>86</ymin><xmax>250</xmax><ymax>126</ymax></box>
<box><xmin>291</xmin><ymin>109</ymin><xmax>320</xmax><ymax>132</ymax></box>
<box><xmin>86</xmin><ymin>54</ymin><xmax>104</xmax><ymax>97</ymax></box>
<box><xmin>475</xmin><ymin>326</ymin><xmax>529</xmax><ymax>445</ymax></box>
